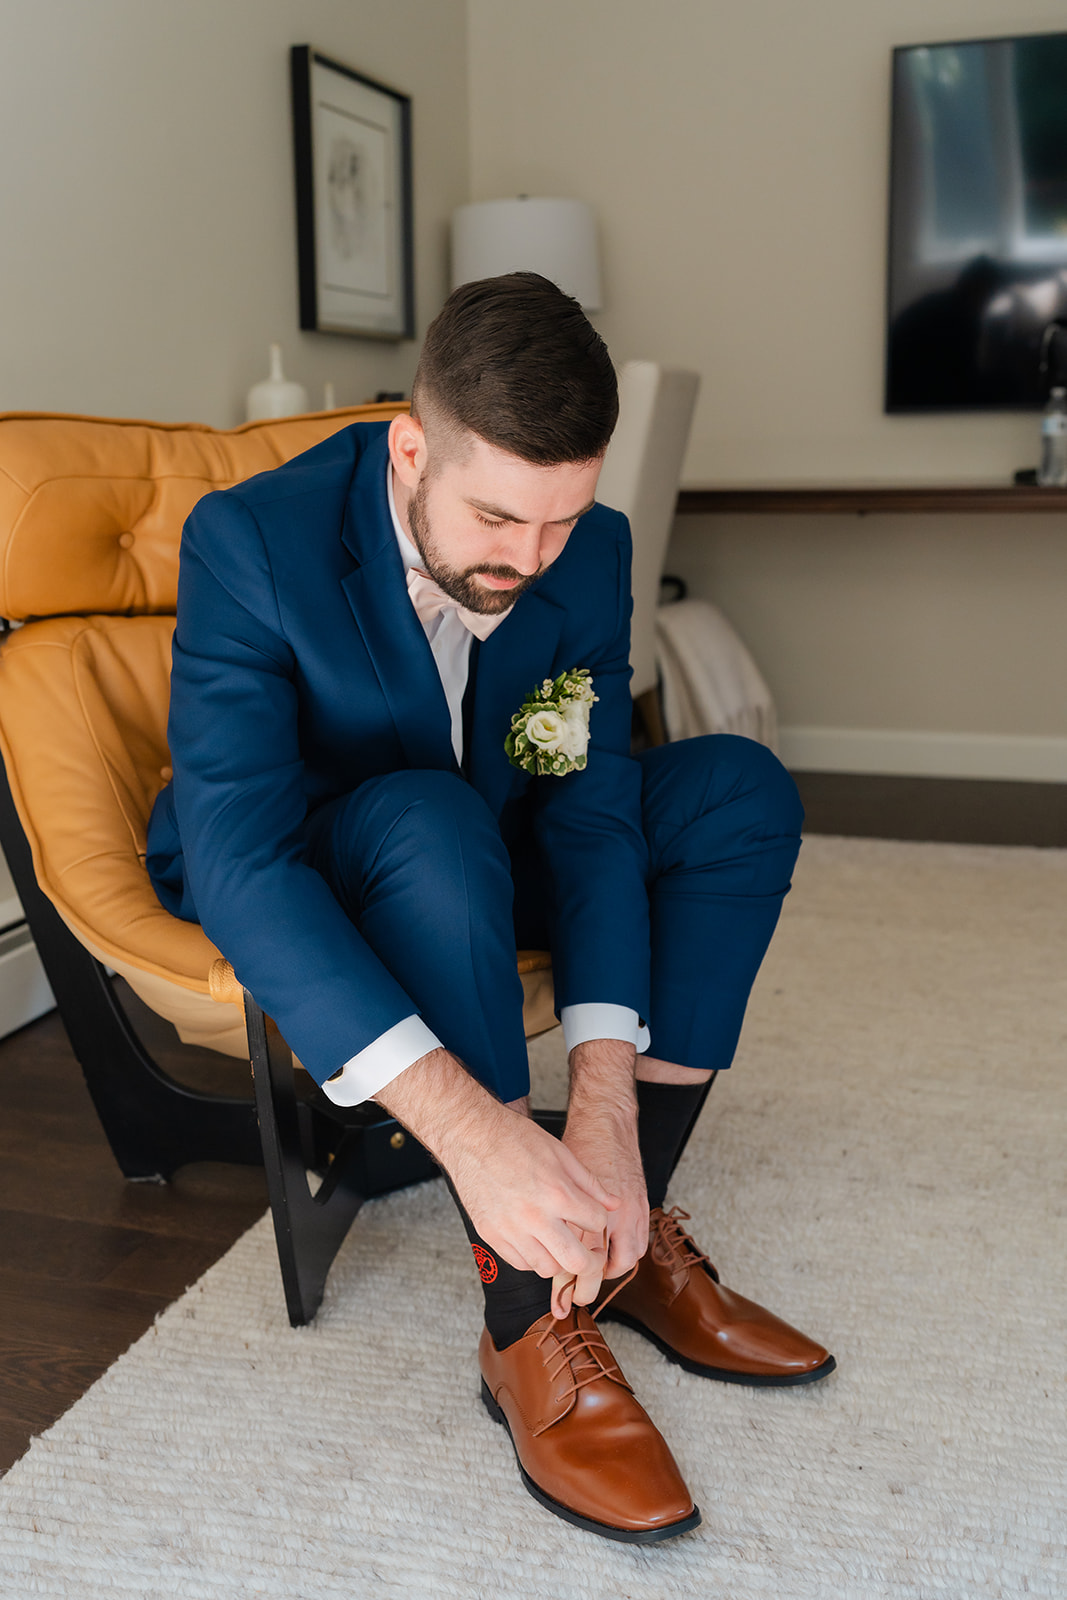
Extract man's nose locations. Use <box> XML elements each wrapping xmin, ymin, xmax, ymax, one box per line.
<box><xmin>506</xmin><ymin>526</ymin><xmax>545</xmax><ymax>576</ymax></box>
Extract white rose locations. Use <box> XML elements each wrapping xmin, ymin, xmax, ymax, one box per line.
<box><xmin>559</xmin><ymin>700</ymin><xmax>591</xmax><ymax>759</ymax></box>
<box><xmin>525</xmin><ymin>708</ymin><xmax>567</xmax><ymax>751</ymax></box>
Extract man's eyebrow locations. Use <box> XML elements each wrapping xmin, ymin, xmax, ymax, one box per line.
<box><xmin>466</xmin><ymin>497</ymin><xmax>596</xmax><ymax>525</ymax></box>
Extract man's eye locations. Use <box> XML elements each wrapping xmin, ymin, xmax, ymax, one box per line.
<box><xmin>475</xmin><ymin>514</ymin><xmax>506</xmax><ymax>529</ymax></box>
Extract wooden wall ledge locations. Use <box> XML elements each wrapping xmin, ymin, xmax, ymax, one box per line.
<box><xmin>676</xmin><ymin>485</ymin><xmax>1067</xmax><ymax>515</ymax></box>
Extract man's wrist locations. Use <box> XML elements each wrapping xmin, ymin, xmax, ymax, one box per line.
<box><xmin>567</xmin><ymin>1037</ymin><xmax>638</xmax><ymax>1122</ymax></box>
<box><xmin>373</xmin><ymin>1046</ymin><xmax>506</xmax><ymax>1171</ymax></box>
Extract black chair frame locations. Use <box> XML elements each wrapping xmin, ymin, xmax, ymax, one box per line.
<box><xmin>0</xmin><ymin>753</ymin><xmax>563</xmax><ymax>1325</ymax></box>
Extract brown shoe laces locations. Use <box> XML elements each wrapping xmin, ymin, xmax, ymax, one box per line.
<box><xmin>529</xmin><ymin>1265</ymin><xmax>639</xmax><ymax>1436</ymax></box>
<box><xmin>529</xmin><ymin>1209</ymin><xmax>719</xmax><ymax>1432</ymax></box>
<box><xmin>653</xmin><ymin>1207</ymin><xmax>718</xmax><ymax>1280</ymax></box>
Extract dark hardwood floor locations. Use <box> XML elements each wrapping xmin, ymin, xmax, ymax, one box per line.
<box><xmin>0</xmin><ymin>985</ymin><xmax>267</xmax><ymax>1475</ymax></box>
<box><xmin>793</xmin><ymin>771</ymin><xmax>1067</xmax><ymax>849</ymax></box>
<box><xmin>1</xmin><ymin>770</ymin><xmax>1061</xmax><ymax>1477</ymax></box>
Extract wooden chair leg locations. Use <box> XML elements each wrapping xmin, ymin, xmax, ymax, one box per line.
<box><xmin>0</xmin><ymin>757</ymin><xmax>262</xmax><ymax>1180</ymax></box>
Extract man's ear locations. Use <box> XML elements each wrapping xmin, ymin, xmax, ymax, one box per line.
<box><xmin>388</xmin><ymin>412</ymin><xmax>427</xmax><ymax>490</ymax></box>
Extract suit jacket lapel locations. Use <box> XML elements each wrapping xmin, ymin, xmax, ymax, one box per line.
<box><xmin>467</xmin><ymin>587</ymin><xmax>565</xmax><ymax>815</ymax></box>
<box><xmin>340</xmin><ymin>435</ymin><xmax>458</xmax><ymax>774</ymax></box>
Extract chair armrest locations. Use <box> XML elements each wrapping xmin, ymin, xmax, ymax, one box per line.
<box><xmin>208</xmin><ymin>956</ymin><xmax>243</xmax><ymax>1006</ymax></box>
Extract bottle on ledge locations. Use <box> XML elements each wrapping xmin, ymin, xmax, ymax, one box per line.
<box><xmin>245</xmin><ymin>344</ymin><xmax>309</xmax><ymax>422</ymax></box>
<box><xmin>1037</xmin><ymin>387</ymin><xmax>1067</xmax><ymax>487</ymax></box>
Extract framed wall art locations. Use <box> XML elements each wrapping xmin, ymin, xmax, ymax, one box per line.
<box><xmin>290</xmin><ymin>45</ymin><xmax>415</xmax><ymax>340</ymax></box>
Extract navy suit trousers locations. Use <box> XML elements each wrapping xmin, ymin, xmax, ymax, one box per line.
<box><xmin>302</xmin><ymin>735</ymin><xmax>804</xmax><ymax>1102</ymax></box>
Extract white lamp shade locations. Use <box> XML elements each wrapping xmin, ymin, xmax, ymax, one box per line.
<box><xmin>451</xmin><ymin>198</ymin><xmax>602</xmax><ymax>311</ymax></box>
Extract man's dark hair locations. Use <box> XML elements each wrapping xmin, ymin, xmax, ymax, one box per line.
<box><xmin>411</xmin><ymin>272</ymin><xmax>618</xmax><ymax>465</ymax></box>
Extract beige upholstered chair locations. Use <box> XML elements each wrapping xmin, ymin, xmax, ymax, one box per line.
<box><xmin>0</xmin><ymin>405</ymin><xmax>557</xmax><ymax>1324</ymax></box>
<box><xmin>596</xmin><ymin>361</ymin><xmax>701</xmax><ymax>745</ymax></box>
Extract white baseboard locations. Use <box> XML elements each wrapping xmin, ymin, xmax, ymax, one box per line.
<box><xmin>0</xmin><ymin>922</ymin><xmax>55</xmax><ymax>1037</ymax></box>
<box><xmin>778</xmin><ymin>726</ymin><xmax>1067</xmax><ymax>783</ymax></box>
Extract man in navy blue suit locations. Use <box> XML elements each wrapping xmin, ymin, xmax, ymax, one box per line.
<box><xmin>148</xmin><ymin>273</ymin><xmax>833</xmax><ymax>1543</ymax></box>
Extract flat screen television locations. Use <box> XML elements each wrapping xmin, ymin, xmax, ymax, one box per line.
<box><xmin>886</xmin><ymin>31</ymin><xmax>1067</xmax><ymax>411</ymax></box>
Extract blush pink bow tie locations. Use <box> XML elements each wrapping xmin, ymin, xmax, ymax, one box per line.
<box><xmin>405</xmin><ymin>566</ymin><xmax>512</xmax><ymax>642</ymax></box>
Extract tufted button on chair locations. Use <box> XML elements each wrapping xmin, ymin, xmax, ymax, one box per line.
<box><xmin>0</xmin><ymin>405</ymin><xmax>558</xmax><ymax>1325</ymax></box>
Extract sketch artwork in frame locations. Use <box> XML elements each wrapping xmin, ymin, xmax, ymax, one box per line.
<box><xmin>291</xmin><ymin>45</ymin><xmax>414</xmax><ymax>339</ymax></box>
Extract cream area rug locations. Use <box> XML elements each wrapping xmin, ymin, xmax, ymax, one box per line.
<box><xmin>1</xmin><ymin>836</ymin><xmax>1065</xmax><ymax>1599</ymax></box>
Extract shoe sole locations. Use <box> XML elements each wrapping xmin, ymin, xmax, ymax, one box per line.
<box><xmin>479</xmin><ymin>1379</ymin><xmax>702</xmax><ymax>1544</ymax></box>
<box><xmin>597</xmin><ymin>1308</ymin><xmax>838</xmax><ymax>1387</ymax></box>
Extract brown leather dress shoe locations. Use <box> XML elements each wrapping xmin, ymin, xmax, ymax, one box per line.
<box><xmin>478</xmin><ymin>1304</ymin><xmax>700</xmax><ymax>1543</ymax></box>
<box><xmin>596</xmin><ymin>1207</ymin><xmax>836</xmax><ymax>1387</ymax></box>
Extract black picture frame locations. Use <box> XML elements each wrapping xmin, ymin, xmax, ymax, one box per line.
<box><xmin>290</xmin><ymin>45</ymin><xmax>415</xmax><ymax>340</ymax></box>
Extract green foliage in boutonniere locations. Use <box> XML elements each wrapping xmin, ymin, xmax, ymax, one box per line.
<box><xmin>505</xmin><ymin>669</ymin><xmax>598</xmax><ymax>777</ymax></box>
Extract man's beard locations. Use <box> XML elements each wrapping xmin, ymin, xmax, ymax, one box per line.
<box><xmin>407</xmin><ymin>475</ymin><xmax>545</xmax><ymax>616</ymax></box>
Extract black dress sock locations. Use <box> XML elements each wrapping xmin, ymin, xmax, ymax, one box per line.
<box><xmin>636</xmin><ymin>1074</ymin><xmax>717</xmax><ymax>1210</ymax></box>
<box><xmin>444</xmin><ymin>1176</ymin><xmax>553</xmax><ymax>1350</ymax></box>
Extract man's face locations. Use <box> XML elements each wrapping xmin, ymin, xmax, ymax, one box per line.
<box><xmin>405</xmin><ymin>432</ymin><xmax>603</xmax><ymax>616</ymax></box>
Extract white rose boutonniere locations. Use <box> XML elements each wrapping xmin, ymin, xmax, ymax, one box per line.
<box><xmin>505</xmin><ymin>669</ymin><xmax>598</xmax><ymax>777</ymax></box>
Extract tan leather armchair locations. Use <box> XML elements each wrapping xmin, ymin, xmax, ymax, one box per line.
<box><xmin>0</xmin><ymin>405</ymin><xmax>557</xmax><ymax>1323</ymax></box>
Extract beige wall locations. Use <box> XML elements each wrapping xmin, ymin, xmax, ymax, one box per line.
<box><xmin>671</xmin><ymin>512</ymin><xmax>1067</xmax><ymax>779</ymax></box>
<box><xmin>1</xmin><ymin>2</ymin><xmax>1063</xmax><ymax>776</ymax></box>
<box><xmin>468</xmin><ymin>0</ymin><xmax>1067</xmax><ymax>778</ymax></box>
<box><xmin>0</xmin><ymin>0</ymin><xmax>469</xmax><ymax>427</ymax></box>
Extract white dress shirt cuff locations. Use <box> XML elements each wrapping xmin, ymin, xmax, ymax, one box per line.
<box><xmin>560</xmin><ymin>1003</ymin><xmax>650</xmax><ymax>1056</ymax></box>
<box><xmin>319</xmin><ymin>1014</ymin><xmax>442</xmax><ymax>1107</ymax></box>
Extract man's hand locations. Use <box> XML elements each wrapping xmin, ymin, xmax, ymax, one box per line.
<box><xmin>557</xmin><ymin>1038</ymin><xmax>650</xmax><ymax>1316</ymax></box>
<box><xmin>374</xmin><ymin>1047</ymin><xmax>620</xmax><ymax>1289</ymax></box>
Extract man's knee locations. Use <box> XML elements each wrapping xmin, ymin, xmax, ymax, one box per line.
<box><xmin>360</xmin><ymin>769</ymin><xmax>501</xmax><ymax>846</ymax></box>
<box><xmin>642</xmin><ymin>734</ymin><xmax>803</xmax><ymax>837</ymax></box>
<box><xmin>306</xmin><ymin>769</ymin><xmax>511</xmax><ymax>917</ymax></box>
<box><xmin>640</xmin><ymin>735</ymin><xmax>803</xmax><ymax>894</ymax></box>
<box><xmin>352</xmin><ymin>769</ymin><xmax>512</xmax><ymax>899</ymax></box>
<box><xmin>710</xmin><ymin>734</ymin><xmax>804</xmax><ymax>836</ymax></box>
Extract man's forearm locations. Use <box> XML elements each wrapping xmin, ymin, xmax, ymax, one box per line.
<box><xmin>561</xmin><ymin>1037</ymin><xmax>648</xmax><ymax>1286</ymax></box>
<box><xmin>373</xmin><ymin>1046</ymin><xmax>503</xmax><ymax>1170</ymax></box>
<box><xmin>378</xmin><ymin>1039</ymin><xmax>640</xmax><ymax>1151</ymax></box>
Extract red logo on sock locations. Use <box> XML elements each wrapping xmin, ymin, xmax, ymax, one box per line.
<box><xmin>472</xmin><ymin>1244</ymin><xmax>498</xmax><ymax>1284</ymax></box>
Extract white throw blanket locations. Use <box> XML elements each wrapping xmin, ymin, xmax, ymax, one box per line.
<box><xmin>655</xmin><ymin>596</ymin><xmax>778</xmax><ymax>750</ymax></box>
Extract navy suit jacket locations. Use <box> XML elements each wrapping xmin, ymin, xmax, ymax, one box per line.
<box><xmin>147</xmin><ymin>424</ymin><xmax>651</xmax><ymax>1086</ymax></box>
